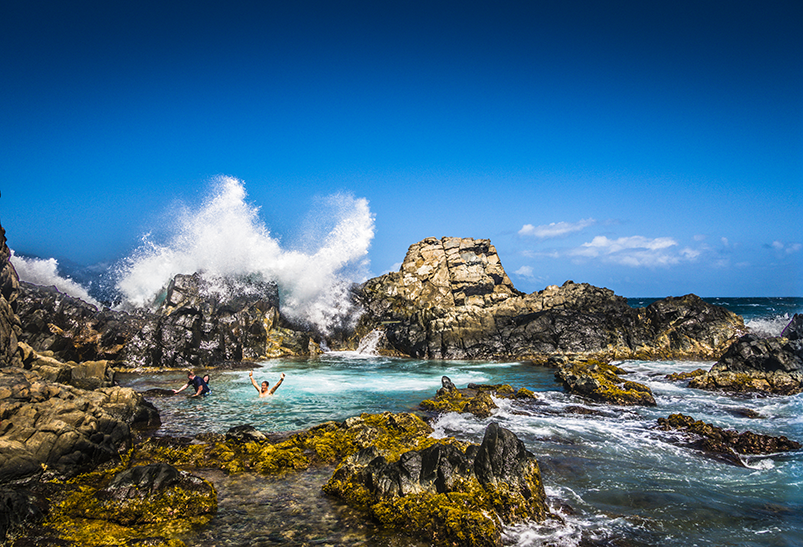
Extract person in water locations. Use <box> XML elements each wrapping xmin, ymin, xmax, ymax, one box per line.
<box><xmin>173</xmin><ymin>370</ymin><xmax>210</xmax><ymax>397</ymax></box>
<box><xmin>249</xmin><ymin>371</ymin><xmax>285</xmax><ymax>397</ymax></box>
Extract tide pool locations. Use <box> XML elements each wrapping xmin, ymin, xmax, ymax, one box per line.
<box><xmin>121</xmin><ymin>355</ymin><xmax>803</xmax><ymax>546</ymax></box>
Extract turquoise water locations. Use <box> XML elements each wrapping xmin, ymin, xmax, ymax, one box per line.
<box><xmin>122</xmin><ymin>356</ymin><xmax>802</xmax><ymax>547</ymax></box>
<box><xmin>119</xmin><ymin>298</ymin><xmax>803</xmax><ymax>546</ymax></box>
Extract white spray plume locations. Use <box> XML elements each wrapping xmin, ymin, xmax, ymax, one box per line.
<box><xmin>10</xmin><ymin>251</ymin><xmax>102</xmax><ymax>308</ymax></box>
<box><xmin>115</xmin><ymin>176</ymin><xmax>375</xmax><ymax>332</ymax></box>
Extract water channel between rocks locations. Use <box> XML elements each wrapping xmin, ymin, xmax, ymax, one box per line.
<box><xmin>118</xmin><ymin>353</ymin><xmax>803</xmax><ymax>547</ymax></box>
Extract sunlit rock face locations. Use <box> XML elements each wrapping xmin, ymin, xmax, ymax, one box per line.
<box><xmin>356</xmin><ymin>237</ymin><xmax>745</xmax><ymax>361</ymax></box>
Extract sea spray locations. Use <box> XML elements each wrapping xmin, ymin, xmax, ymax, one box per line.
<box><xmin>114</xmin><ymin>176</ymin><xmax>375</xmax><ymax>333</ymax></box>
<box><xmin>10</xmin><ymin>251</ymin><xmax>102</xmax><ymax>308</ymax></box>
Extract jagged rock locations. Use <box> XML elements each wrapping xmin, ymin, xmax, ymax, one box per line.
<box><xmin>0</xmin><ymin>226</ymin><xmax>22</xmax><ymax>369</ymax></box>
<box><xmin>323</xmin><ymin>422</ymin><xmax>548</xmax><ymax>547</ymax></box>
<box><xmin>689</xmin><ymin>315</ymin><xmax>803</xmax><ymax>395</ymax></box>
<box><xmin>0</xmin><ymin>366</ymin><xmax>160</xmax><ymax>483</ymax></box>
<box><xmin>657</xmin><ymin>413</ymin><xmax>801</xmax><ymax>466</ymax></box>
<box><xmin>17</xmin><ymin>272</ymin><xmax>318</xmax><ymax>369</ymax></box>
<box><xmin>420</xmin><ymin>376</ymin><xmax>537</xmax><ymax>417</ymax></box>
<box><xmin>355</xmin><ymin>237</ymin><xmax>744</xmax><ymax>361</ymax></box>
<box><xmin>0</xmin><ymin>487</ymin><xmax>44</xmax><ymax>542</ymax></box>
<box><xmin>556</xmin><ymin>359</ymin><xmax>656</xmax><ymax>406</ymax></box>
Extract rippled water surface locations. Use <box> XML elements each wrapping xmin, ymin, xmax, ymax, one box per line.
<box><xmin>120</xmin><ymin>355</ymin><xmax>803</xmax><ymax>546</ymax></box>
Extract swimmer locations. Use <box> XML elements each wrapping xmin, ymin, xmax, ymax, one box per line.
<box><xmin>173</xmin><ymin>370</ymin><xmax>210</xmax><ymax>397</ymax></box>
<box><xmin>249</xmin><ymin>371</ymin><xmax>285</xmax><ymax>398</ymax></box>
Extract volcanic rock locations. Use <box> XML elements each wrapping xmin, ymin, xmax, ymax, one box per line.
<box><xmin>657</xmin><ymin>413</ymin><xmax>801</xmax><ymax>466</ymax></box>
<box><xmin>689</xmin><ymin>314</ymin><xmax>803</xmax><ymax>395</ymax></box>
<box><xmin>324</xmin><ymin>422</ymin><xmax>548</xmax><ymax>547</ymax></box>
<box><xmin>355</xmin><ymin>237</ymin><xmax>744</xmax><ymax>361</ymax></box>
<box><xmin>556</xmin><ymin>359</ymin><xmax>657</xmax><ymax>406</ymax></box>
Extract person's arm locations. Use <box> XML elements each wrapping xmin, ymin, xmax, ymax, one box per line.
<box><xmin>173</xmin><ymin>383</ymin><xmax>189</xmax><ymax>394</ymax></box>
<box><xmin>249</xmin><ymin>371</ymin><xmax>260</xmax><ymax>392</ymax></box>
<box><xmin>191</xmin><ymin>383</ymin><xmax>204</xmax><ymax>397</ymax></box>
<box><xmin>269</xmin><ymin>373</ymin><xmax>285</xmax><ymax>395</ymax></box>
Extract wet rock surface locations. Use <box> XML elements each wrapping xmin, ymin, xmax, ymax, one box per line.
<box><xmin>689</xmin><ymin>314</ymin><xmax>803</xmax><ymax>395</ymax></box>
<box><xmin>324</xmin><ymin>422</ymin><xmax>548</xmax><ymax>547</ymax></box>
<box><xmin>556</xmin><ymin>359</ymin><xmax>657</xmax><ymax>406</ymax></box>
<box><xmin>420</xmin><ymin>375</ymin><xmax>537</xmax><ymax>417</ymax></box>
<box><xmin>356</xmin><ymin>237</ymin><xmax>744</xmax><ymax>361</ymax></box>
<box><xmin>657</xmin><ymin>413</ymin><xmax>801</xmax><ymax>466</ymax></box>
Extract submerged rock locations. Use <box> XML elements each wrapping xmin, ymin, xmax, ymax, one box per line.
<box><xmin>355</xmin><ymin>237</ymin><xmax>744</xmax><ymax>361</ymax></box>
<box><xmin>556</xmin><ymin>359</ymin><xmax>656</xmax><ymax>406</ymax></box>
<box><xmin>657</xmin><ymin>413</ymin><xmax>801</xmax><ymax>466</ymax></box>
<box><xmin>689</xmin><ymin>315</ymin><xmax>803</xmax><ymax>395</ymax></box>
<box><xmin>324</xmin><ymin>422</ymin><xmax>548</xmax><ymax>547</ymax></box>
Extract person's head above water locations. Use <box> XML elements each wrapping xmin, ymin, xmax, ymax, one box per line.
<box><xmin>249</xmin><ymin>371</ymin><xmax>285</xmax><ymax>397</ymax></box>
<box><xmin>260</xmin><ymin>381</ymin><xmax>269</xmax><ymax>393</ymax></box>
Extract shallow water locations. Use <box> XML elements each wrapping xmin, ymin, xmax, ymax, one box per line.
<box><xmin>121</xmin><ymin>356</ymin><xmax>803</xmax><ymax>546</ymax></box>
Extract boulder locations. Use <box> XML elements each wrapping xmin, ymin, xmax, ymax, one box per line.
<box><xmin>556</xmin><ymin>359</ymin><xmax>657</xmax><ymax>406</ymax></box>
<box><xmin>689</xmin><ymin>315</ymin><xmax>803</xmax><ymax>395</ymax></box>
<box><xmin>324</xmin><ymin>422</ymin><xmax>548</xmax><ymax>547</ymax></box>
<box><xmin>355</xmin><ymin>237</ymin><xmax>744</xmax><ymax>361</ymax></box>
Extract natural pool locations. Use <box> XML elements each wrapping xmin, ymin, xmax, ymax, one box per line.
<box><xmin>119</xmin><ymin>354</ymin><xmax>803</xmax><ymax>547</ymax></box>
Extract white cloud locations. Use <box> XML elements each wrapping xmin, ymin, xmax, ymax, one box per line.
<box><xmin>519</xmin><ymin>218</ymin><xmax>596</xmax><ymax>238</ymax></box>
<box><xmin>514</xmin><ymin>265</ymin><xmax>535</xmax><ymax>279</ymax></box>
<box><xmin>772</xmin><ymin>240</ymin><xmax>784</xmax><ymax>250</ymax></box>
<box><xmin>570</xmin><ymin>235</ymin><xmax>687</xmax><ymax>267</ymax></box>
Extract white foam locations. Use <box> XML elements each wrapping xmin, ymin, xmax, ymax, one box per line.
<box><xmin>10</xmin><ymin>251</ymin><xmax>102</xmax><ymax>308</ymax></box>
<box><xmin>114</xmin><ymin>176</ymin><xmax>375</xmax><ymax>333</ymax></box>
<box><xmin>746</xmin><ymin>314</ymin><xmax>792</xmax><ymax>338</ymax></box>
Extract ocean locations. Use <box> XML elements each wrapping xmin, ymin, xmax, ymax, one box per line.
<box><xmin>118</xmin><ymin>297</ymin><xmax>803</xmax><ymax>547</ymax></box>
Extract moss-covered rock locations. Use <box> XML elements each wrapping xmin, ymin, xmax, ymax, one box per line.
<box><xmin>19</xmin><ymin>461</ymin><xmax>215</xmax><ymax>546</ymax></box>
<box><xmin>556</xmin><ymin>359</ymin><xmax>656</xmax><ymax>406</ymax></box>
<box><xmin>420</xmin><ymin>376</ymin><xmax>538</xmax><ymax>418</ymax></box>
<box><xmin>665</xmin><ymin>368</ymin><xmax>707</xmax><ymax>381</ymax></box>
<box><xmin>324</xmin><ymin>422</ymin><xmax>548</xmax><ymax>547</ymax></box>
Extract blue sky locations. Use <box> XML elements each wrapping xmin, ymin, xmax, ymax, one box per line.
<box><xmin>1</xmin><ymin>1</ymin><xmax>801</xmax><ymax>297</ymax></box>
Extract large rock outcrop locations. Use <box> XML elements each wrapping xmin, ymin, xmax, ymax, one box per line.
<box><xmin>356</xmin><ymin>237</ymin><xmax>744</xmax><ymax>361</ymax></box>
<box><xmin>17</xmin><ymin>271</ymin><xmax>321</xmax><ymax>369</ymax></box>
<box><xmin>689</xmin><ymin>314</ymin><xmax>803</xmax><ymax>395</ymax></box>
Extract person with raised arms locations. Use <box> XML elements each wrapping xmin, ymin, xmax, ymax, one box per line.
<box><xmin>249</xmin><ymin>371</ymin><xmax>285</xmax><ymax>397</ymax></box>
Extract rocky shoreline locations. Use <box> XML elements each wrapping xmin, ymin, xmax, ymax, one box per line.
<box><xmin>2</xmin><ymin>223</ymin><xmax>802</xmax><ymax>546</ymax></box>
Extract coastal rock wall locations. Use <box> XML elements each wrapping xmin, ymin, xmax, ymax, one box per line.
<box><xmin>16</xmin><ymin>272</ymin><xmax>319</xmax><ymax>369</ymax></box>
<box><xmin>356</xmin><ymin>237</ymin><xmax>744</xmax><ymax>361</ymax></box>
<box><xmin>0</xmin><ymin>226</ymin><xmax>22</xmax><ymax>369</ymax></box>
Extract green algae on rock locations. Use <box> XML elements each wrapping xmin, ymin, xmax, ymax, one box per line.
<box><xmin>26</xmin><ymin>461</ymin><xmax>215</xmax><ymax>547</ymax></box>
<box><xmin>420</xmin><ymin>376</ymin><xmax>538</xmax><ymax>418</ymax></box>
<box><xmin>556</xmin><ymin>359</ymin><xmax>657</xmax><ymax>406</ymax></box>
<box><xmin>324</xmin><ymin>422</ymin><xmax>549</xmax><ymax>547</ymax></box>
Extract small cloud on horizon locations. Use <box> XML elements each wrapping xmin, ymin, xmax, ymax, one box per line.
<box><xmin>519</xmin><ymin>218</ymin><xmax>596</xmax><ymax>239</ymax></box>
<box><xmin>570</xmin><ymin>235</ymin><xmax>686</xmax><ymax>267</ymax></box>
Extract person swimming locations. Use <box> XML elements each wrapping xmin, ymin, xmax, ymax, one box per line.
<box><xmin>173</xmin><ymin>370</ymin><xmax>210</xmax><ymax>397</ymax></box>
<box><xmin>249</xmin><ymin>371</ymin><xmax>285</xmax><ymax>397</ymax></box>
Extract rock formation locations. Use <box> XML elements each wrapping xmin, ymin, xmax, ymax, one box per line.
<box><xmin>420</xmin><ymin>375</ymin><xmax>538</xmax><ymax>417</ymax></box>
<box><xmin>324</xmin><ymin>421</ymin><xmax>548</xmax><ymax>547</ymax></box>
<box><xmin>356</xmin><ymin>237</ymin><xmax>744</xmax><ymax>361</ymax></box>
<box><xmin>555</xmin><ymin>359</ymin><xmax>656</xmax><ymax>406</ymax></box>
<box><xmin>689</xmin><ymin>314</ymin><xmax>803</xmax><ymax>395</ymax></box>
<box><xmin>657</xmin><ymin>413</ymin><xmax>801</xmax><ymax>466</ymax></box>
<box><xmin>17</xmin><ymin>271</ymin><xmax>321</xmax><ymax>369</ymax></box>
